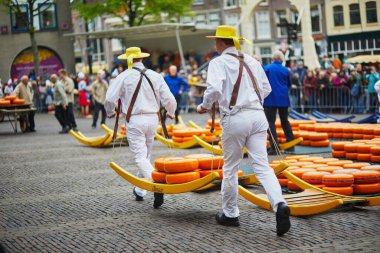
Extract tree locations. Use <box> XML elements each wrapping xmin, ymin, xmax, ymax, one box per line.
<box><xmin>72</xmin><ymin>0</ymin><xmax>193</xmax><ymax>27</ymax></box>
<box><xmin>1</xmin><ymin>0</ymin><xmax>55</xmax><ymax>76</ymax></box>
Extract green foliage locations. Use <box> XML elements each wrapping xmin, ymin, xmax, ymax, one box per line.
<box><xmin>72</xmin><ymin>0</ymin><xmax>193</xmax><ymax>26</ymax></box>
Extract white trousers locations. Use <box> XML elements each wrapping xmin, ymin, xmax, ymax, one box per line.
<box><xmin>126</xmin><ymin>114</ymin><xmax>158</xmax><ymax>197</ymax></box>
<box><xmin>221</xmin><ymin>109</ymin><xmax>286</xmax><ymax>218</ymax></box>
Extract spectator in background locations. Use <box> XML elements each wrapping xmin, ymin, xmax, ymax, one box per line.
<box><xmin>38</xmin><ymin>80</ymin><xmax>47</xmax><ymax>112</ymax></box>
<box><xmin>321</xmin><ymin>57</ymin><xmax>333</xmax><ymax>70</ymax></box>
<box><xmin>348</xmin><ymin>70</ymin><xmax>362</xmax><ymax>113</ymax></box>
<box><xmin>58</xmin><ymin>69</ymin><xmax>78</xmax><ymax>131</ymax></box>
<box><xmin>366</xmin><ymin>66</ymin><xmax>380</xmax><ymax>112</ymax></box>
<box><xmin>4</xmin><ymin>79</ymin><xmax>14</xmax><ymax>96</ymax></box>
<box><xmin>355</xmin><ymin>64</ymin><xmax>365</xmax><ymax>113</ymax></box>
<box><xmin>264</xmin><ymin>51</ymin><xmax>295</xmax><ymax>155</ymax></box>
<box><xmin>316</xmin><ymin>70</ymin><xmax>329</xmax><ymax>110</ymax></box>
<box><xmin>303</xmin><ymin>70</ymin><xmax>317</xmax><ymax>112</ymax></box>
<box><xmin>163</xmin><ymin>65</ymin><xmax>189</xmax><ymax>124</ymax></box>
<box><xmin>374</xmin><ymin>79</ymin><xmax>380</xmax><ymax>120</ymax></box>
<box><xmin>290</xmin><ymin>70</ymin><xmax>300</xmax><ymax>111</ymax></box>
<box><xmin>91</xmin><ymin>70</ymin><xmax>108</xmax><ymax>128</ymax></box>
<box><xmin>293</xmin><ymin>61</ymin><xmax>307</xmax><ymax>86</ymax></box>
<box><xmin>45</xmin><ymin>80</ymin><xmax>54</xmax><ymax>112</ymax></box>
<box><xmin>51</xmin><ymin>74</ymin><xmax>69</xmax><ymax>134</ymax></box>
<box><xmin>41</xmin><ymin>69</ymin><xmax>50</xmax><ymax>82</ymax></box>
<box><xmin>28</xmin><ymin>69</ymin><xmax>36</xmax><ymax>81</ymax></box>
<box><xmin>12</xmin><ymin>75</ymin><xmax>35</xmax><ymax>132</ymax></box>
<box><xmin>334</xmin><ymin>70</ymin><xmax>349</xmax><ymax>113</ymax></box>
<box><xmin>77</xmin><ymin>72</ymin><xmax>90</xmax><ymax>118</ymax></box>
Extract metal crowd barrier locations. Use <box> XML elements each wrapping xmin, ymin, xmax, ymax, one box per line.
<box><xmin>289</xmin><ymin>86</ymin><xmax>378</xmax><ymax>114</ymax></box>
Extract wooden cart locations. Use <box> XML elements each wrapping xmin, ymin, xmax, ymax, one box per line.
<box><xmin>0</xmin><ymin>104</ymin><xmax>36</xmax><ymax>133</ymax></box>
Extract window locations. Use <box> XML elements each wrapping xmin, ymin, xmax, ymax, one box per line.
<box><xmin>182</xmin><ymin>16</ymin><xmax>193</xmax><ymax>24</ymax></box>
<box><xmin>10</xmin><ymin>4</ymin><xmax>28</xmax><ymax>32</ymax></box>
<box><xmin>310</xmin><ymin>6</ymin><xmax>321</xmax><ymax>33</ymax></box>
<box><xmin>225</xmin><ymin>14</ymin><xmax>238</xmax><ymax>26</ymax></box>
<box><xmin>39</xmin><ymin>3</ymin><xmax>57</xmax><ymax>30</ymax></box>
<box><xmin>196</xmin><ymin>14</ymin><xmax>206</xmax><ymax>25</ymax></box>
<box><xmin>366</xmin><ymin>1</ymin><xmax>378</xmax><ymax>23</ymax></box>
<box><xmin>209</xmin><ymin>13</ymin><xmax>220</xmax><ymax>26</ymax></box>
<box><xmin>276</xmin><ymin>10</ymin><xmax>287</xmax><ymax>37</ymax></box>
<box><xmin>259</xmin><ymin>0</ymin><xmax>269</xmax><ymax>6</ymax></box>
<box><xmin>349</xmin><ymin>4</ymin><xmax>361</xmax><ymax>25</ymax></box>
<box><xmin>225</xmin><ymin>0</ymin><xmax>237</xmax><ymax>8</ymax></box>
<box><xmin>256</xmin><ymin>11</ymin><xmax>271</xmax><ymax>39</ymax></box>
<box><xmin>260</xmin><ymin>47</ymin><xmax>272</xmax><ymax>65</ymax></box>
<box><xmin>290</xmin><ymin>9</ymin><xmax>302</xmax><ymax>32</ymax></box>
<box><xmin>192</xmin><ymin>0</ymin><xmax>204</xmax><ymax>5</ymax></box>
<box><xmin>333</xmin><ymin>5</ymin><xmax>344</xmax><ymax>26</ymax></box>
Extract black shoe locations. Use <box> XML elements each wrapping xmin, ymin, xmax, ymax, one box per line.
<box><xmin>133</xmin><ymin>188</ymin><xmax>144</xmax><ymax>201</ymax></box>
<box><xmin>215</xmin><ymin>211</ymin><xmax>240</xmax><ymax>227</ymax></box>
<box><xmin>59</xmin><ymin>128</ymin><xmax>68</xmax><ymax>134</ymax></box>
<box><xmin>91</xmin><ymin>125</ymin><xmax>96</xmax><ymax>129</ymax></box>
<box><xmin>267</xmin><ymin>149</ymin><xmax>277</xmax><ymax>156</ymax></box>
<box><xmin>29</xmin><ymin>129</ymin><xmax>36</xmax><ymax>132</ymax></box>
<box><xmin>153</xmin><ymin>193</ymin><xmax>164</xmax><ymax>209</ymax></box>
<box><xmin>72</xmin><ymin>127</ymin><xmax>79</xmax><ymax>132</ymax></box>
<box><xmin>276</xmin><ymin>202</ymin><xmax>291</xmax><ymax>236</ymax></box>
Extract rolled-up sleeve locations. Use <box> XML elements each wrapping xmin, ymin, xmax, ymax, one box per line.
<box><xmin>159</xmin><ymin>75</ymin><xmax>177</xmax><ymax>117</ymax></box>
<box><xmin>201</xmin><ymin>60</ymin><xmax>225</xmax><ymax>110</ymax></box>
<box><xmin>104</xmin><ymin>74</ymin><xmax>124</xmax><ymax>116</ymax></box>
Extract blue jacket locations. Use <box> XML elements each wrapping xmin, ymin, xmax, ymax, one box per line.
<box><xmin>164</xmin><ymin>75</ymin><xmax>189</xmax><ymax>97</ymax></box>
<box><xmin>263</xmin><ymin>61</ymin><xmax>291</xmax><ymax>107</ymax></box>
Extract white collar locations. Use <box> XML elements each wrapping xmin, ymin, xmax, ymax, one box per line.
<box><xmin>221</xmin><ymin>47</ymin><xmax>238</xmax><ymax>56</ymax></box>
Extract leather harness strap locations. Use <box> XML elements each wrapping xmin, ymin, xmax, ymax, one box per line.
<box><xmin>127</xmin><ymin>67</ymin><xmax>170</xmax><ymax>138</ymax></box>
<box><xmin>227</xmin><ymin>53</ymin><xmax>263</xmax><ymax>105</ymax></box>
<box><xmin>227</xmin><ymin>53</ymin><xmax>244</xmax><ymax>108</ymax></box>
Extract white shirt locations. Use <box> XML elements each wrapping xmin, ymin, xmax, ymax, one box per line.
<box><xmin>201</xmin><ymin>47</ymin><xmax>271</xmax><ymax>115</ymax></box>
<box><xmin>105</xmin><ymin>62</ymin><xmax>176</xmax><ymax>117</ymax></box>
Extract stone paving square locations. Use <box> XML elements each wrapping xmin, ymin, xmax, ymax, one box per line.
<box><xmin>0</xmin><ymin>114</ymin><xmax>379</xmax><ymax>253</ymax></box>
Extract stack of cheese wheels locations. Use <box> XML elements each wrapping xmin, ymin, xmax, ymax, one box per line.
<box><xmin>153</xmin><ymin>157</ymin><xmax>200</xmax><ymax>184</ymax></box>
<box><xmin>205</xmin><ymin>119</ymin><xmax>222</xmax><ymax>132</ymax></box>
<box><xmin>331</xmin><ymin>138</ymin><xmax>380</xmax><ymax>162</ymax></box>
<box><xmin>272</xmin><ymin>154</ymin><xmax>380</xmax><ymax>195</ymax></box>
<box><xmin>0</xmin><ymin>95</ymin><xmax>24</xmax><ymax>106</ymax></box>
<box><xmin>184</xmin><ymin>154</ymin><xmax>243</xmax><ymax>179</ymax></box>
<box><xmin>152</xmin><ymin>154</ymin><xmax>243</xmax><ymax>184</ymax></box>
<box><xmin>171</xmin><ymin>127</ymin><xmax>217</xmax><ymax>143</ymax></box>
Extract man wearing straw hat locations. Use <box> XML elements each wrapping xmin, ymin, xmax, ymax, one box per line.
<box><xmin>105</xmin><ymin>47</ymin><xmax>177</xmax><ymax>208</ymax></box>
<box><xmin>197</xmin><ymin>25</ymin><xmax>291</xmax><ymax>236</ymax></box>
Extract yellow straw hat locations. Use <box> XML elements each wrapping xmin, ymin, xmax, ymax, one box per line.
<box><xmin>206</xmin><ymin>25</ymin><xmax>252</xmax><ymax>50</ymax></box>
<box><xmin>117</xmin><ymin>47</ymin><xmax>150</xmax><ymax>69</ymax></box>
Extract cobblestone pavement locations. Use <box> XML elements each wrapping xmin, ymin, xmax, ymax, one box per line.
<box><xmin>0</xmin><ymin>113</ymin><xmax>379</xmax><ymax>253</ymax></box>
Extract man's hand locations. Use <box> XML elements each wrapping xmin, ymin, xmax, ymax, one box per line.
<box><xmin>197</xmin><ymin>104</ymin><xmax>207</xmax><ymax>114</ymax></box>
<box><xmin>166</xmin><ymin>113</ymin><xmax>174</xmax><ymax>120</ymax></box>
<box><xmin>107</xmin><ymin>112</ymin><xmax>116</xmax><ymax>118</ymax></box>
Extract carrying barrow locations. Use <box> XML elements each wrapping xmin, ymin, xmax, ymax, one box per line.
<box><xmin>0</xmin><ymin>104</ymin><xmax>36</xmax><ymax>133</ymax></box>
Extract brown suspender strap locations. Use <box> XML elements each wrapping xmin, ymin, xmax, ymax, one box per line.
<box><xmin>125</xmin><ymin>74</ymin><xmax>144</xmax><ymax>123</ymax></box>
<box><xmin>227</xmin><ymin>53</ymin><xmax>244</xmax><ymax>108</ymax></box>
<box><xmin>210</xmin><ymin>102</ymin><xmax>216</xmax><ymax>133</ymax></box>
<box><xmin>226</xmin><ymin>53</ymin><xmax>263</xmax><ymax>106</ymax></box>
<box><xmin>131</xmin><ymin>67</ymin><xmax>170</xmax><ymax>139</ymax></box>
<box><xmin>112</xmin><ymin>98</ymin><xmax>122</xmax><ymax>141</ymax></box>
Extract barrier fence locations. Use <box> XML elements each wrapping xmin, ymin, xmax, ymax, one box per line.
<box><xmin>289</xmin><ymin>86</ymin><xmax>379</xmax><ymax>114</ymax></box>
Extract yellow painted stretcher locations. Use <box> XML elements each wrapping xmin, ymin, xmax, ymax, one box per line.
<box><xmin>193</xmin><ymin>135</ymin><xmax>303</xmax><ymax>155</ymax></box>
<box><xmin>70</xmin><ymin>124</ymin><xmax>127</xmax><ymax>147</ymax></box>
<box><xmin>239</xmin><ymin>170</ymin><xmax>380</xmax><ymax>216</ymax></box>
<box><xmin>155</xmin><ymin>133</ymin><xmax>205</xmax><ymax>149</ymax></box>
<box><xmin>110</xmin><ymin>162</ymin><xmax>220</xmax><ymax>194</ymax></box>
<box><xmin>195</xmin><ymin>161</ymin><xmax>289</xmax><ymax>191</ymax></box>
<box><xmin>188</xmin><ymin>120</ymin><xmax>222</xmax><ymax>136</ymax></box>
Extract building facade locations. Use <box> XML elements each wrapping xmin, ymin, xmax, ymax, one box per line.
<box><xmin>0</xmin><ymin>0</ymin><xmax>75</xmax><ymax>81</ymax></box>
<box><xmin>325</xmin><ymin>0</ymin><xmax>380</xmax><ymax>59</ymax></box>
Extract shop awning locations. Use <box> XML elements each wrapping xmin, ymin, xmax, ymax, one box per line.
<box><xmin>345</xmin><ymin>55</ymin><xmax>380</xmax><ymax>64</ymax></box>
<box><xmin>63</xmin><ymin>23</ymin><xmax>213</xmax><ymax>40</ymax></box>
